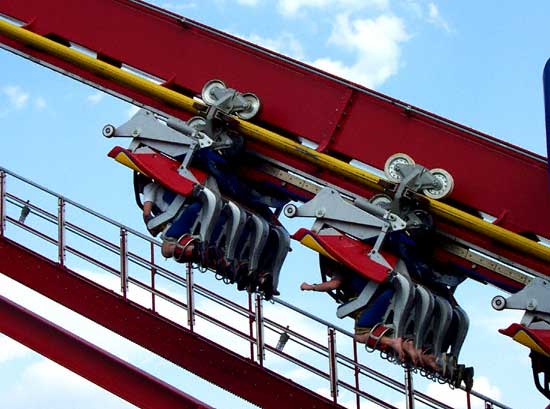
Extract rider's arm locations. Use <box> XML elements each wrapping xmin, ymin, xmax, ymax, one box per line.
<box><xmin>300</xmin><ymin>276</ymin><xmax>343</xmax><ymax>292</ymax></box>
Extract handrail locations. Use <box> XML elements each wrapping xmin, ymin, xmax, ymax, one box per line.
<box><xmin>0</xmin><ymin>165</ymin><xmax>512</xmax><ymax>409</ymax></box>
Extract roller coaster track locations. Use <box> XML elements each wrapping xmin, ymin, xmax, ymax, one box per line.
<box><xmin>0</xmin><ymin>167</ymin><xmax>512</xmax><ymax>408</ymax></box>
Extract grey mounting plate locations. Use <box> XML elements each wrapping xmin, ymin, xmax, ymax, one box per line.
<box><xmin>289</xmin><ymin>188</ymin><xmax>406</xmax><ymax>240</ymax></box>
<box><xmin>494</xmin><ymin>277</ymin><xmax>550</xmax><ymax>314</ymax></box>
<box><xmin>109</xmin><ymin>109</ymin><xmax>213</xmax><ymax>157</ymax></box>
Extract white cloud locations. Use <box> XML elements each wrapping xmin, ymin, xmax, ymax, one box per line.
<box><xmin>4</xmin><ymin>359</ymin><xmax>134</xmax><ymax>409</ymax></box>
<box><xmin>34</xmin><ymin>96</ymin><xmax>47</xmax><ymax>110</ymax></box>
<box><xmin>277</xmin><ymin>0</ymin><xmax>389</xmax><ymax>17</ymax></box>
<box><xmin>284</xmin><ymin>367</ymin><xmax>314</xmax><ymax>382</ymax></box>
<box><xmin>427</xmin><ymin>2</ymin><xmax>452</xmax><ymax>32</ymax></box>
<box><xmin>403</xmin><ymin>0</ymin><xmax>423</xmax><ymax>18</ymax></box>
<box><xmin>312</xmin><ymin>13</ymin><xmax>409</xmax><ymax>88</ymax></box>
<box><xmin>471</xmin><ymin>308</ymin><xmax>523</xmax><ymax>334</ymax></box>
<box><xmin>235</xmin><ymin>13</ymin><xmax>409</xmax><ymax>88</ymax></box>
<box><xmin>160</xmin><ymin>2</ymin><xmax>197</xmax><ymax>11</ymax></box>
<box><xmin>0</xmin><ymin>273</ymin><xmax>148</xmax><ymax>361</ymax></box>
<box><xmin>424</xmin><ymin>376</ymin><xmax>501</xmax><ymax>409</ymax></box>
<box><xmin>87</xmin><ymin>91</ymin><xmax>104</xmax><ymax>105</ymax></box>
<box><xmin>240</xmin><ymin>32</ymin><xmax>305</xmax><ymax>60</ymax></box>
<box><xmin>0</xmin><ymin>335</ymin><xmax>30</xmax><ymax>363</ymax></box>
<box><xmin>2</xmin><ymin>85</ymin><xmax>29</xmax><ymax>110</ymax></box>
<box><xmin>24</xmin><ymin>360</ymin><xmax>103</xmax><ymax>392</ymax></box>
<box><xmin>237</xmin><ymin>0</ymin><xmax>259</xmax><ymax>6</ymax></box>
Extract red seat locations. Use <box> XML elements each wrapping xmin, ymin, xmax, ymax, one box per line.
<box><xmin>292</xmin><ymin>228</ymin><xmax>396</xmax><ymax>283</ymax></box>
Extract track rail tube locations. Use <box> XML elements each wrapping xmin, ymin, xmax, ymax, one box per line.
<box><xmin>0</xmin><ymin>20</ymin><xmax>548</xmax><ymax>264</ymax></box>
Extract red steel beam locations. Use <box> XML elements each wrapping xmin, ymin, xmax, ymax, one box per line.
<box><xmin>0</xmin><ymin>236</ymin><xmax>345</xmax><ymax>409</ymax></box>
<box><xmin>0</xmin><ymin>293</ymin><xmax>212</xmax><ymax>409</ymax></box>
<box><xmin>0</xmin><ymin>0</ymin><xmax>548</xmax><ymax>240</ymax></box>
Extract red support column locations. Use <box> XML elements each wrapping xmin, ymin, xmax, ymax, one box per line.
<box><xmin>0</xmin><ymin>293</ymin><xmax>212</xmax><ymax>409</ymax></box>
<box><xmin>0</xmin><ymin>237</ymin><xmax>345</xmax><ymax>409</ymax></box>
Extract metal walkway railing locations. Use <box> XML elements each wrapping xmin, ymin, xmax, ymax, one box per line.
<box><xmin>0</xmin><ymin>166</ymin><xmax>511</xmax><ymax>409</ymax></box>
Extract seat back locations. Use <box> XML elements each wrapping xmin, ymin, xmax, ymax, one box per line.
<box><xmin>402</xmin><ymin>285</ymin><xmax>435</xmax><ymax>347</ymax></box>
<box><xmin>382</xmin><ymin>273</ymin><xmax>415</xmax><ymax>338</ymax></box>
<box><xmin>191</xmin><ymin>187</ymin><xmax>223</xmax><ymax>243</ymax></box>
<box><xmin>448</xmin><ymin>305</ymin><xmax>469</xmax><ymax>359</ymax></box>
<box><xmin>222</xmin><ymin>202</ymin><xmax>247</xmax><ymax>262</ymax></box>
<box><xmin>423</xmin><ymin>295</ymin><xmax>453</xmax><ymax>356</ymax></box>
<box><xmin>147</xmin><ymin>195</ymin><xmax>187</xmax><ymax>236</ymax></box>
<box><xmin>263</xmin><ymin>226</ymin><xmax>290</xmax><ymax>290</ymax></box>
<box><xmin>336</xmin><ymin>281</ymin><xmax>381</xmax><ymax>319</ymax></box>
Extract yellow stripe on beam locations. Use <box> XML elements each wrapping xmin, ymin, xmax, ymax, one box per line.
<box><xmin>1</xmin><ymin>19</ymin><xmax>548</xmax><ymax>265</ymax></box>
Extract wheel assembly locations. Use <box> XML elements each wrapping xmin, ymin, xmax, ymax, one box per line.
<box><xmin>187</xmin><ymin>116</ymin><xmax>207</xmax><ymax>130</ymax></box>
<box><xmin>423</xmin><ymin>168</ymin><xmax>454</xmax><ymax>199</ymax></box>
<box><xmin>283</xmin><ymin>204</ymin><xmax>298</xmax><ymax>218</ymax></box>
<box><xmin>201</xmin><ymin>79</ymin><xmax>226</xmax><ymax>105</ymax></box>
<box><xmin>236</xmin><ymin>93</ymin><xmax>261</xmax><ymax>120</ymax></box>
<box><xmin>369</xmin><ymin>194</ymin><xmax>392</xmax><ymax>209</ymax></box>
<box><xmin>384</xmin><ymin>153</ymin><xmax>415</xmax><ymax>182</ymax></box>
<box><xmin>102</xmin><ymin>124</ymin><xmax>115</xmax><ymax>138</ymax></box>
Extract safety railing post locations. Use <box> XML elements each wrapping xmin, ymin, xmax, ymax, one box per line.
<box><xmin>255</xmin><ymin>293</ymin><xmax>264</xmax><ymax>366</ymax></box>
<box><xmin>120</xmin><ymin>228</ymin><xmax>128</xmax><ymax>298</ymax></box>
<box><xmin>328</xmin><ymin>327</ymin><xmax>338</xmax><ymax>403</ymax></box>
<box><xmin>248</xmin><ymin>293</ymin><xmax>254</xmax><ymax>361</ymax></box>
<box><xmin>0</xmin><ymin>170</ymin><xmax>5</xmax><ymax>237</ymax></box>
<box><xmin>57</xmin><ymin>197</ymin><xmax>66</xmax><ymax>266</ymax></box>
<box><xmin>186</xmin><ymin>262</ymin><xmax>195</xmax><ymax>331</ymax></box>
<box><xmin>404</xmin><ymin>366</ymin><xmax>415</xmax><ymax>409</ymax></box>
<box><xmin>150</xmin><ymin>242</ymin><xmax>156</xmax><ymax>312</ymax></box>
<box><xmin>353</xmin><ymin>339</ymin><xmax>361</xmax><ymax>409</ymax></box>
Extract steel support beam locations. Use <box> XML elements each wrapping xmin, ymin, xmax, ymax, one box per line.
<box><xmin>0</xmin><ymin>237</ymin><xmax>344</xmax><ymax>409</ymax></box>
<box><xmin>0</xmin><ymin>0</ymin><xmax>548</xmax><ymax>245</ymax></box>
<box><xmin>0</xmin><ymin>292</ymin><xmax>212</xmax><ymax>409</ymax></box>
<box><xmin>0</xmin><ymin>19</ymin><xmax>547</xmax><ymax>268</ymax></box>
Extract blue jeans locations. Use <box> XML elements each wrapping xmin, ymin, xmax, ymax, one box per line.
<box><xmin>356</xmin><ymin>289</ymin><xmax>395</xmax><ymax>328</ymax></box>
<box><xmin>165</xmin><ymin>201</ymin><xmax>202</xmax><ymax>239</ymax></box>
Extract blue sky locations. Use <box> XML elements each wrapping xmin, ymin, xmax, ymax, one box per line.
<box><xmin>0</xmin><ymin>0</ymin><xmax>549</xmax><ymax>408</ymax></box>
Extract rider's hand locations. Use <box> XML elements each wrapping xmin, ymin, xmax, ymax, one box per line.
<box><xmin>300</xmin><ymin>282</ymin><xmax>314</xmax><ymax>291</ymax></box>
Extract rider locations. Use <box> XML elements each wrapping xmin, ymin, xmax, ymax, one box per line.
<box><xmin>141</xmin><ymin>179</ymin><xmax>203</xmax><ymax>262</ymax></box>
<box><xmin>300</xmin><ymin>256</ymin><xmax>425</xmax><ymax>364</ymax></box>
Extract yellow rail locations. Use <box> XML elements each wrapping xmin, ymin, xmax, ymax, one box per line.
<box><xmin>1</xmin><ymin>19</ymin><xmax>548</xmax><ymax>265</ymax></box>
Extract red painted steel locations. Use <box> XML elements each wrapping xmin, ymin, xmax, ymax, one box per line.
<box><xmin>500</xmin><ymin>323</ymin><xmax>550</xmax><ymax>356</ymax></box>
<box><xmin>292</xmin><ymin>228</ymin><xmax>397</xmax><ymax>282</ymax></box>
<box><xmin>0</xmin><ymin>236</ymin><xmax>345</xmax><ymax>409</ymax></box>
<box><xmin>0</xmin><ymin>293</ymin><xmax>213</xmax><ymax>409</ymax></box>
<box><xmin>0</xmin><ymin>0</ymin><xmax>548</xmax><ymax>241</ymax></box>
<box><xmin>108</xmin><ymin>147</ymin><xmax>207</xmax><ymax>195</ymax></box>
